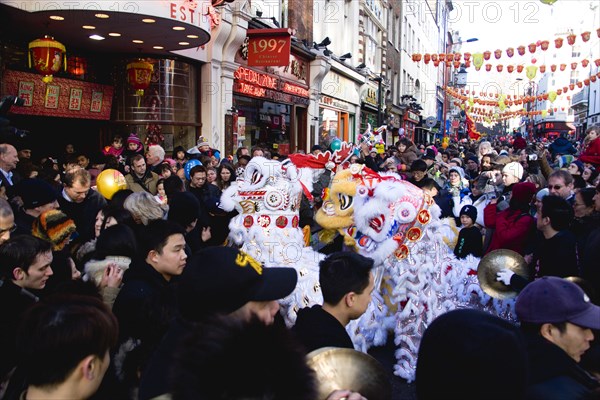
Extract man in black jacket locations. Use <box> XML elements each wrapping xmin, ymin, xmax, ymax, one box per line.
<box><xmin>57</xmin><ymin>167</ymin><xmax>106</xmax><ymax>242</ymax></box>
<box><xmin>292</xmin><ymin>251</ymin><xmax>374</xmax><ymax>353</ymax></box>
<box><xmin>515</xmin><ymin>277</ymin><xmax>600</xmax><ymax>399</ymax></box>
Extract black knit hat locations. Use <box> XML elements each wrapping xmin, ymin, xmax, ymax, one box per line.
<box><xmin>459</xmin><ymin>205</ymin><xmax>477</xmax><ymax>223</ymax></box>
<box><xmin>17</xmin><ymin>178</ymin><xmax>58</xmax><ymax>209</ymax></box>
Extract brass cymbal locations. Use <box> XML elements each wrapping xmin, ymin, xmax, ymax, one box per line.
<box><xmin>306</xmin><ymin>347</ymin><xmax>392</xmax><ymax>400</ymax></box>
<box><xmin>477</xmin><ymin>249</ymin><xmax>529</xmax><ymax>299</ymax></box>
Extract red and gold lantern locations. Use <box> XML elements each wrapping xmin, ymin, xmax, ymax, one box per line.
<box><xmin>517</xmin><ymin>65</ymin><xmax>524</xmax><ymax>73</ymax></box>
<box><xmin>582</xmin><ymin>59</ymin><xmax>589</xmax><ymax>67</ymax></box>
<box><xmin>496</xmin><ymin>64</ymin><xmax>503</xmax><ymax>72</ymax></box>
<box><xmin>528</xmin><ymin>43</ymin><xmax>537</xmax><ymax>53</ymax></box>
<box><xmin>424</xmin><ymin>53</ymin><xmax>431</xmax><ymax>64</ymax></box>
<box><xmin>567</xmin><ymin>33</ymin><xmax>576</xmax><ymax>45</ymax></box>
<box><xmin>517</xmin><ymin>45</ymin><xmax>526</xmax><ymax>56</ymax></box>
<box><xmin>28</xmin><ymin>36</ymin><xmax>66</xmax><ymax>83</ymax></box>
<box><xmin>540</xmin><ymin>65</ymin><xmax>546</xmax><ymax>73</ymax></box>
<box><xmin>540</xmin><ymin>40</ymin><xmax>549</xmax><ymax>51</ymax></box>
<box><xmin>582</xmin><ymin>31</ymin><xmax>591</xmax><ymax>42</ymax></box>
<box><xmin>557</xmin><ymin>88</ymin><xmax>563</xmax><ymax>95</ymax></box>
<box><xmin>551</xmin><ymin>64</ymin><xmax>557</xmax><ymax>72</ymax></box>
<box><xmin>507</xmin><ymin>65</ymin><xmax>515</xmax><ymax>73</ymax></box>
<box><xmin>594</xmin><ymin>58</ymin><xmax>600</xmax><ymax>67</ymax></box>
<box><xmin>483</xmin><ymin>50</ymin><xmax>491</xmax><ymax>60</ymax></box>
<box><xmin>127</xmin><ymin>60</ymin><xmax>154</xmax><ymax>97</ymax></box>
<box><xmin>485</xmin><ymin>64</ymin><xmax>492</xmax><ymax>72</ymax></box>
<box><xmin>506</xmin><ymin>47</ymin><xmax>514</xmax><ymax>57</ymax></box>
<box><xmin>560</xmin><ymin>63</ymin><xmax>567</xmax><ymax>71</ymax></box>
<box><xmin>463</xmin><ymin>52</ymin><xmax>471</xmax><ymax>62</ymax></box>
<box><xmin>494</xmin><ymin>49</ymin><xmax>502</xmax><ymax>59</ymax></box>
<box><xmin>555</xmin><ymin>37</ymin><xmax>563</xmax><ymax>48</ymax></box>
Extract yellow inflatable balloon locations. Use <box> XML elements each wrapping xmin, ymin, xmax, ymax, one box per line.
<box><xmin>526</xmin><ymin>65</ymin><xmax>538</xmax><ymax>81</ymax></box>
<box><xmin>548</xmin><ymin>91</ymin><xmax>557</xmax><ymax>103</ymax></box>
<box><xmin>96</xmin><ymin>169</ymin><xmax>127</xmax><ymax>200</ymax></box>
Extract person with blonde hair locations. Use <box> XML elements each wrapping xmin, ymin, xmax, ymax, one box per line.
<box><xmin>124</xmin><ymin>191</ymin><xmax>165</xmax><ymax>226</ymax></box>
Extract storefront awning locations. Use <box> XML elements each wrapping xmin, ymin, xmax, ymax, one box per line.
<box><xmin>0</xmin><ymin>2</ymin><xmax>211</xmax><ymax>57</ymax></box>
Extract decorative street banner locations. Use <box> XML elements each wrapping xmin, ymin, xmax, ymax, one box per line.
<box><xmin>3</xmin><ymin>70</ymin><xmax>114</xmax><ymax>120</ymax></box>
<box><xmin>247</xmin><ymin>28</ymin><xmax>292</xmax><ymax>67</ymax></box>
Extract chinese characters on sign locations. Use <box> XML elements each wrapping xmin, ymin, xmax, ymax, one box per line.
<box><xmin>18</xmin><ymin>81</ymin><xmax>34</xmax><ymax>106</ymax></box>
<box><xmin>3</xmin><ymin>70</ymin><xmax>113</xmax><ymax>119</ymax></box>
<box><xmin>90</xmin><ymin>91</ymin><xmax>103</xmax><ymax>113</ymax></box>
<box><xmin>44</xmin><ymin>85</ymin><xmax>60</xmax><ymax>109</ymax></box>
<box><xmin>69</xmin><ymin>88</ymin><xmax>82</xmax><ymax>111</ymax></box>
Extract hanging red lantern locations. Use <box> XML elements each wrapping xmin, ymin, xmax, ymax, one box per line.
<box><xmin>569</xmin><ymin>83</ymin><xmax>575</xmax><ymax>90</ymax></box>
<box><xmin>507</xmin><ymin>65</ymin><xmax>515</xmax><ymax>73</ymax></box>
<box><xmin>591</xmin><ymin>75</ymin><xmax>597</xmax><ymax>83</ymax></box>
<box><xmin>485</xmin><ymin>64</ymin><xmax>492</xmax><ymax>72</ymax></box>
<box><xmin>463</xmin><ymin>52</ymin><xmax>471</xmax><ymax>62</ymax></box>
<box><xmin>431</xmin><ymin>54</ymin><xmax>438</xmax><ymax>62</ymax></box>
<box><xmin>551</xmin><ymin>64</ymin><xmax>557</xmax><ymax>72</ymax></box>
<box><xmin>424</xmin><ymin>53</ymin><xmax>431</xmax><ymax>64</ymax></box>
<box><xmin>540</xmin><ymin>40</ymin><xmax>550</xmax><ymax>51</ymax></box>
<box><xmin>453</xmin><ymin>61</ymin><xmax>460</xmax><ymax>68</ymax></box>
<box><xmin>531</xmin><ymin>58</ymin><xmax>537</xmax><ymax>64</ymax></box>
<box><xmin>433</xmin><ymin>59</ymin><xmax>440</xmax><ymax>67</ymax></box>
<box><xmin>506</xmin><ymin>47</ymin><xmax>515</xmax><ymax>57</ymax></box>
<box><xmin>584</xmin><ymin>78</ymin><xmax>590</xmax><ymax>86</ymax></box>
<box><xmin>582</xmin><ymin>32</ymin><xmax>591</xmax><ymax>42</ymax></box>
<box><xmin>496</xmin><ymin>64</ymin><xmax>504</xmax><ymax>72</ymax></box>
<box><xmin>571</xmin><ymin>62</ymin><xmax>578</xmax><ymax>70</ymax></box>
<box><xmin>582</xmin><ymin>59</ymin><xmax>589</xmax><ymax>67</ymax></box>
<box><xmin>67</xmin><ymin>56</ymin><xmax>87</xmax><ymax>76</ymax></box>
<box><xmin>567</xmin><ymin>33</ymin><xmax>576</xmax><ymax>45</ymax></box>
<box><xmin>28</xmin><ymin>36</ymin><xmax>66</xmax><ymax>83</ymax></box>
<box><xmin>517</xmin><ymin>46</ymin><xmax>526</xmax><ymax>56</ymax></box>
<box><xmin>560</xmin><ymin>63</ymin><xmax>567</xmax><ymax>71</ymax></box>
<box><xmin>446</xmin><ymin>54</ymin><xmax>454</xmax><ymax>63</ymax></box>
<box><xmin>594</xmin><ymin>58</ymin><xmax>600</xmax><ymax>67</ymax></box>
<box><xmin>453</xmin><ymin>53</ymin><xmax>461</xmax><ymax>62</ymax></box>
<box><xmin>540</xmin><ymin>65</ymin><xmax>546</xmax><ymax>73</ymax></box>
<box><xmin>577</xmin><ymin>81</ymin><xmax>583</xmax><ymax>88</ymax></box>
<box><xmin>597</xmin><ymin>28</ymin><xmax>600</xmax><ymax>38</ymax></box>
<box><xmin>528</xmin><ymin>43</ymin><xmax>537</xmax><ymax>53</ymax></box>
<box><xmin>483</xmin><ymin>50</ymin><xmax>491</xmax><ymax>60</ymax></box>
<box><xmin>494</xmin><ymin>49</ymin><xmax>502</xmax><ymax>59</ymax></box>
<box><xmin>555</xmin><ymin>37</ymin><xmax>563</xmax><ymax>48</ymax></box>
<box><xmin>464</xmin><ymin>60</ymin><xmax>471</xmax><ymax>68</ymax></box>
<box><xmin>127</xmin><ymin>60</ymin><xmax>154</xmax><ymax>96</ymax></box>
<box><xmin>557</xmin><ymin>88</ymin><xmax>562</xmax><ymax>95</ymax></box>
<box><xmin>517</xmin><ymin>65</ymin><xmax>524</xmax><ymax>73</ymax></box>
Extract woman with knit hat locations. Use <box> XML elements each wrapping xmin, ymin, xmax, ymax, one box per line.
<box><xmin>32</xmin><ymin>209</ymin><xmax>81</xmax><ymax>290</ymax></box>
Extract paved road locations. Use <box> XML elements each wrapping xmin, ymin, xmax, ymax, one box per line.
<box><xmin>368</xmin><ymin>341</ymin><xmax>417</xmax><ymax>400</ymax></box>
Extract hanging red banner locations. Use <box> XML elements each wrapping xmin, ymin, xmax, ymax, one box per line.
<box><xmin>247</xmin><ymin>28</ymin><xmax>292</xmax><ymax>67</ymax></box>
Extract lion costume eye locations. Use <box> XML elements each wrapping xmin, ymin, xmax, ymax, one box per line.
<box><xmin>251</xmin><ymin>169</ymin><xmax>262</xmax><ymax>185</ymax></box>
<box><xmin>338</xmin><ymin>193</ymin><xmax>353</xmax><ymax>210</ymax></box>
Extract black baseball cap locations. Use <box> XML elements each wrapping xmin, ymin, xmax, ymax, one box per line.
<box><xmin>176</xmin><ymin>247</ymin><xmax>298</xmax><ymax>322</ymax></box>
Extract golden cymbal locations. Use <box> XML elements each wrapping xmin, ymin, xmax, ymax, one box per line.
<box><xmin>306</xmin><ymin>347</ymin><xmax>392</xmax><ymax>400</ymax></box>
<box><xmin>477</xmin><ymin>249</ymin><xmax>529</xmax><ymax>299</ymax></box>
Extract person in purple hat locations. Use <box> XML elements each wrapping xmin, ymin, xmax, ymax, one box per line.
<box><xmin>515</xmin><ymin>276</ymin><xmax>600</xmax><ymax>399</ymax></box>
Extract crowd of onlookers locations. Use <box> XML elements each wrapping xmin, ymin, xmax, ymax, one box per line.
<box><xmin>0</xmin><ymin>124</ymin><xmax>599</xmax><ymax>399</ymax></box>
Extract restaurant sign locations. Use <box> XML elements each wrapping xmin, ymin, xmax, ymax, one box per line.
<box><xmin>247</xmin><ymin>28</ymin><xmax>292</xmax><ymax>67</ymax></box>
<box><xmin>233</xmin><ymin>66</ymin><xmax>309</xmax><ymax>105</ymax></box>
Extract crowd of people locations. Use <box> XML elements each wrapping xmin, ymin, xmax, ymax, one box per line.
<box><xmin>0</xmin><ymin>123</ymin><xmax>599</xmax><ymax>399</ymax></box>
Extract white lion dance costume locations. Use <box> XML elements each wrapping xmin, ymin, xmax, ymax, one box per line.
<box><xmin>221</xmin><ymin>143</ymin><xmax>515</xmax><ymax>382</ymax></box>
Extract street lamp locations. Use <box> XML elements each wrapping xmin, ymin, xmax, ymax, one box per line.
<box><xmin>441</xmin><ymin>37</ymin><xmax>478</xmax><ymax>139</ymax></box>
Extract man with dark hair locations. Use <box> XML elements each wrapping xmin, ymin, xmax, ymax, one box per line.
<box><xmin>139</xmin><ymin>246</ymin><xmax>298</xmax><ymax>399</ymax></box>
<box><xmin>421</xmin><ymin>178</ymin><xmax>454</xmax><ymax>219</ymax></box>
<box><xmin>125</xmin><ymin>154</ymin><xmax>159</xmax><ymax>195</ymax></box>
<box><xmin>0</xmin><ymin>235</ymin><xmax>53</xmax><ymax>382</ymax></box>
<box><xmin>15</xmin><ymin>293</ymin><xmax>118</xmax><ymax>400</ymax></box>
<box><xmin>58</xmin><ymin>167</ymin><xmax>106</xmax><ymax>241</ymax></box>
<box><xmin>14</xmin><ymin>178</ymin><xmax>59</xmax><ymax>235</ymax></box>
<box><xmin>187</xmin><ymin>164</ymin><xmax>223</xmax><ymax>244</ymax></box>
<box><xmin>292</xmin><ymin>251</ymin><xmax>374</xmax><ymax>353</ymax></box>
<box><xmin>408</xmin><ymin>159</ymin><xmax>428</xmax><ymax>188</ymax></box>
<box><xmin>112</xmin><ymin>219</ymin><xmax>186</xmax><ymax>385</ymax></box>
<box><xmin>515</xmin><ymin>277</ymin><xmax>600</xmax><ymax>398</ymax></box>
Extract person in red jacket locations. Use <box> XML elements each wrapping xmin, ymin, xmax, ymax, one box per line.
<box><xmin>579</xmin><ymin>124</ymin><xmax>600</xmax><ymax>168</ymax></box>
<box><xmin>512</xmin><ymin>132</ymin><xmax>527</xmax><ymax>151</ymax></box>
<box><xmin>484</xmin><ymin>182</ymin><xmax>537</xmax><ymax>255</ymax></box>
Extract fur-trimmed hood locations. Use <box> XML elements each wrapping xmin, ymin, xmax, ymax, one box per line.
<box><xmin>83</xmin><ymin>256</ymin><xmax>132</xmax><ymax>286</ymax></box>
